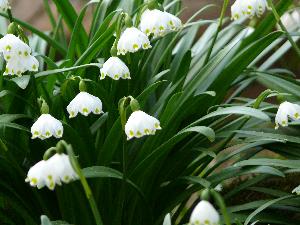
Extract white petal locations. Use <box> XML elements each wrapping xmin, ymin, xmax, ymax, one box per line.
<box><xmin>117</xmin><ymin>27</ymin><xmax>151</xmax><ymax>55</ymax></box>
<box><xmin>67</xmin><ymin>92</ymin><xmax>103</xmax><ymax>118</ymax></box>
<box><xmin>31</xmin><ymin>114</ymin><xmax>63</xmax><ymax>140</ymax></box>
<box><xmin>189</xmin><ymin>200</ymin><xmax>220</xmax><ymax>225</ymax></box>
<box><xmin>125</xmin><ymin>110</ymin><xmax>161</xmax><ymax>140</ymax></box>
<box><xmin>100</xmin><ymin>57</ymin><xmax>130</xmax><ymax>80</ymax></box>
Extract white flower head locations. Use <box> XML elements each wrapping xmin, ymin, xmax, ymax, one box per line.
<box><xmin>117</xmin><ymin>27</ymin><xmax>151</xmax><ymax>55</ymax></box>
<box><xmin>25</xmin><ymin>160</ymin><xmax>48</xmax><ymax>189</ymax></box>
<box><xmin>231</xmin><ymin>0</ymin><xmax>269</xmax><ymax>20</ymax></box>
<box><xmin>140</xmin><ymin>9</ymin><xmax>182</xmax><ymax>38</ymax></box>
<box><xmin>47</xmin><ymin>153</ymin><xmax>78</xmax><ymax>184</ymax></box>
<box><xmin>0</xmin><ymin>0</ymin><xmax>9</xmax><ymax>12</ymax></box>
<box><xmin>100</xmin><ymin>57</ymin><xmax>130</xmax><ymax>80</ymax></box>
<box><xmin>67</xmin><ymin>92</ymin><xmax>103</xmax><ymax>118</ymax></box>
<box><xmin>125</xmin><ymin>110</ymin><xmax>161</xmax><ymax>140</ymax></box>
<box><xmin>164</xmin><ymin>11</ymin><xmax>182</xmax><ymax>31</ymax></box>
<box><xmin>189</xmin><ymin>200</ymin><xmax>220</xmax><ymax>225</ymax></box>
<box><xmin>31</xmin><ymin>114</ymin><xmax>63</xmax><ymax>140</ymax></box>
<box><xmin>0</xmin><ymin>34</ymin><xmax>39</xmax><ymax>76</ymax></box>
<box><xmin>25</xmin><ymin>153</ymin><xmax>78</xmax><ymax>190</ymax></box>
<box><xmin>275</xmin><ymin>101</ymin><xmax>300</xmax><ymax>129</ymax></box>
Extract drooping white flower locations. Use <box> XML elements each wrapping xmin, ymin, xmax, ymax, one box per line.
<box><xmin>189</xmin><ymin>200</ymin><xmax>220</xmax><ymax>225</ymax></box>
<box><xmin>100</xmin><ymin>57</ymin><xmax>130</xmax><ymax>80</ymax></box>
<box><xmin>47</xmin><ymin>153</ymin><xmax>78</xmax><ymax>183</ymax></box>
<box><xmin>0</xmin><ymin>0</ymin><xmax>9</xmax><ymax>12</ymax></box>
<box><xmin>117</xmin><ymin>27</ymin><xmax>151</xmax><ymax>55</ymax></box>
<box><xmin>125</xmin><ymin>110</ymin><xmax>161</xmax><ymax>140</ymax></box>
<box><xmin>275</xmin><ymin>101</ymin><xmax>300</xmax><ymax>129</ymax></box>
<box><xmin>25</xmin><ymin>153</ymin><xmax>78</xmax><ymax>190</ymax></box>
<box><xmin>140</xmin><ymin>9</ymin><xmax>182</xmax><ymax>38</ymax></box>
<box><xmin>231</xmin><ymin>0</ymin><xmax>269</xmax><ymax>20</ymax></box>
<box><xmin>0</xmin><ymin>34</ymin><xmax>39</xmax><ymax>76</ymax></box>
<box><xmin>25</xmin><ymin>160</ymin><xmax>48</xmax><ymax>189</ymax></box>
<box><xmin>164</xmin><ymin>11</ymin><xmax>182</xmax><ymax>31</ymax></box>
<box><xmin>67</xmin><ymin>92</ymin><xmax>103</xmax><ymax>118</ymax></box>
<box><xmin>163</xmin><ymin>213</ymin><xmax>171</xmax><ymax>225</ymax></box>
<box><xmin>31</xmin><ymin>114</ymin><xmax>63</xmax><ymax>140</ymax></box>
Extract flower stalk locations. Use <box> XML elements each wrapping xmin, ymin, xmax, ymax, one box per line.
<box><xmin>62</xmin><ymin>140</ymin><xmax>104</xmax><ymax>225</ymax></box>
<box><xmin>204</xmin><ymin>0</ymin><xmax>229</xmax><ymax>64</ymax></box>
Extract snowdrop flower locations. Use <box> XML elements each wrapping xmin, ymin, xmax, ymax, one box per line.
<box><xmin>189</xmin><ymin>200</ymin><xmax>220</xmax><ymax>225</ymax></box>
<box><xmin>100</xmin><ymin>57</ymin><xmax>130</xmax><ymax>80</ymax></box>
<box><xmin>47</xmin><ymin>153</ymin><xmax>78</xmax><ymax>184</ymax></box>
<box><xmin>140</xmin><ymin>9</ymin><xmax>182</xmax><ymax>38</ymax></box>
<box><xmin>231</xmin><ymin>0</ymin><xmax>269</xmax><ymax>20</ymax></box>
<box><xmin>0</xmin><ymin>0</ymin><xmax>9</xmax><ymax>12</ymax></box>
<box><xmin>67</xmin><ymin>92</ymin><xmax>103</xmax><ymax>118</ymax></box>
<box><xmin>25</xmin><ymin>160</ymin><xmax>48</xmax><ymax>189</ymax></box>
<box><xmin>125</xmin><ymin>110</ymin><xmax>161</xmax><ymax>140</ymax></box>
<box><xmin>117</xmin><ymin>27</ymin><xmax>151</xmax><ymax>55</ymax></box>
<box><xmin>0</xmin><ymin>34</ymin><xmax>39</xmax><ymax>76</ymax></box>
<box><xmin>275</xmin><ymin>101</ymin><xmax>300</xmax><ymax>129</ymax></box>
<box><xmin>31</xmin><ymin>114</ymin><xmax>63</xmax><ymax>140</ymax></box>
<box><xmin>25</xmin><ymin>153</ymin><xmax>78</xmax><ymax>190</ymax></box>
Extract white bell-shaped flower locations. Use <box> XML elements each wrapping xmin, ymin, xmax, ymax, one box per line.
<box><xmin>125</xmin><ymin>110</ymin><xmax>161</xmax><ymax>140</ymax></box>
<box><xmin>231</xmin><ymin>0</ymin><xmax>269</xmax><ymax>20</ymax></box>
<box><xmin>25</xmin><ymin>153</ymin><xmax>78</xmax><ymax>190</ymax></box>
<box><xmin>275</xmin><ymin>101</ymin><xmax>300</xmax><ymax>129</ymax></box>
<box><xmin>47</xmin><ymin>153</ymin><xmax>78</xmax><ymax>184</ymax></box>
<box><xmin>0</xmin><ymin>34</ymin><xmax>39</xmax><ymax>76</ymax></box>
<box><xmin>31</xmin><ymin>114</ymin><xmax>63</xmax><ymax>140</ymax></box>
<box><xmin>67</xmin><ymin>92</ymin><xmax>103</xmax><ymax>118</ymax></box>
<box><xmin>100</xmin><ymin>57</ymin><xmax>130</xmax><ymax>80</ymax></box>
<box><xmin>189</xmin><ymin>200</ymin><xmax>220</xmax><ymax>225</ymax></box>
<box><xmin>164</xmin><ymin>11</ymin><xmax>182</xmax><ymax>31</ymax></box>
<box><xmin>140</xmin><ymin>9</ymin><xmax>182</xmax><ymax>38</ymax></box>
<box><xmin>0</xmin><ymin>0</ymin><xmax>9</xmax><ymax>12</ymax></box>
<box><xmin>117</xmin><ymin>27</ymin><xmax>151</xmax><ymax>55</ymax></box>
<box><xmin>25</xmin><ymin>160</ymin><xmax>48</xmax><ymax>189</ymax></box>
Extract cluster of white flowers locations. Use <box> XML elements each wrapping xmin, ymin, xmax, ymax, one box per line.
<box><xmin>31</xmin><ymin>114</ymin><xmax>63</xmax><ymax>140</ymax></box>
<box><xmin>125</xmin><ymin>110</ymin><xmax>161</xmax><ymax>140</ymax></box>
<box><xmin>117</xmin><ymin>27</ymin><xmax>151</xmax><ymax>55</ymax></box>
<box><xmin>100</xmin><ymin>57</ymin><xmax>130</xmax><ymax>80</ymax></box>
<box><xmin>231</xmin><ymin>0</ymin><xmax>269</xmax><ymax>20</ymax></box>
<box><xmin>189</xmin><ymin>200</ymin><xmax>220</xmax><ymax>225</ymax></box>
<box><xmin>25</xmin><ymin>153</ymin><xmax>78</xmax><ymax>190</ymax></box>
<box><xmin>67</xmin><ymin>91</ymin><xmax>103</xmax><ymax>118</ymax></box>
<box><xmin>140</xmin><ymin>9</ymin><xmax>182</xmax><ymax>38</ymax></box>
<box><xmin>275</xmin><ymin>101</ymin><xmax>300</xmax><ymax>129</ymax></box>
<box><xmin>0</xmin><ymin>34</ymin><xmax>39</xmax><ymax>76</ymax></box>
<box><xmin>0</xmin><ymin>0</ymin><xmax>9</xmax><ymax>12</ymax></box>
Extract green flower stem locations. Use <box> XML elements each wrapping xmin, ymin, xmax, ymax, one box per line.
<box><xmin>63</xmin><ymin>141</ymin><xmax>104</xmax><ymax>225</ymax></box>
<box><xmin>204</xmin><ymin>0</ymin><xmax>229</xmax><ymax>64</ymax></box>
<box><xmin>210</xmin><ymin>190</ymin><xmax>231</xmax><ymax>225</ymax></box>
<box><xmin>267</xmin><ymin>0</ymin><xmax>300</xmax><ymax>59</ymax></box>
